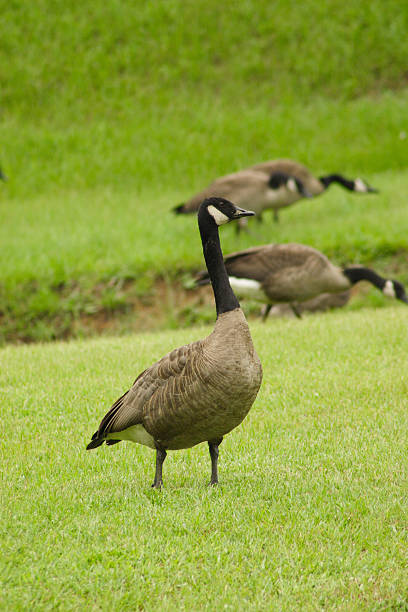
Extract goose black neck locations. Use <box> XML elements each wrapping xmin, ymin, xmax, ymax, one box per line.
<box><xmin>198</xmin><ymin>213</ymin><xmax>240</xmax><ymax>316</ymax></box>
<box><xmin>319</xmin><ymin>174</ymin><xmax>355</xmax><ymax>191</ymax></box>
<box><xmin>343</xmin><ymin>267</ymin><xmax>386</xmax><ymax>289</ymax></box>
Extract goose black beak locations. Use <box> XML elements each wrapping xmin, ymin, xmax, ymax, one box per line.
<box><xmin>366</xmin><ymin>185</ymin><xmax>379</xmax><ymax>193</ymax></box>
<box><xmin>233</xmin><ymin>207</ymin><xmax>256</xmax><ymax>219</ymax></box>
<box><xmin>0</xmin><ymin>169</ymin><xmax>7</xmax><ymax>182</ymax></box>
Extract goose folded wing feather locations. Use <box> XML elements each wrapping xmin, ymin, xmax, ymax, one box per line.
<box><xmin>100</xmin><ymin>341</ymin><xmax>209</xmax><ymax>436</ymax></box>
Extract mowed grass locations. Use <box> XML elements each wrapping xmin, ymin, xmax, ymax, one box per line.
<box><xmin>2</xmin><ymin>307</ymin><xmax>408</xmax><ymax>610</ymax></box>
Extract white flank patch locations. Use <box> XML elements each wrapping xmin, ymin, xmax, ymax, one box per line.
<box><xmin>207</xmin><ymin>204</ymin><xmax>230</xmax><ymax>225</ymax></box>
<box><xmin>354</xmin><ymin>177</ymin><xmax>368</xmax><ymax>192</ymax></box>
<box><xmin>107</xmin><ymin>425</ymin><xmax>156</xmax><ymax>449</ymax></box>
<box><xmin>383</xmin><ymin>279</ymin><xmax>396</xmax><ymax>298</ymax></box>
<box><xmin>287</xmin><ymin>177</ymin><xmax>297</xmax><ymax>193</ymax></box>
<box><xmin>229</xmin><ymin>277</ymin><xmax>267</xmax><ymax>302</ymax></box>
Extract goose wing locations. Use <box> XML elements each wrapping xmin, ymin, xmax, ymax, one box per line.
<box><xmin>94</xmin><ymin>340</ymin><xmax>205</xmax><ymax>440</ymax></box>
<box><xmin>223</xmin><ymin>244</ymin><xmax>329</xmax><ymax>282</ymax></box>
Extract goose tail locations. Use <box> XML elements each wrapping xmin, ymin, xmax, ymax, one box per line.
<box><xmin>172</xmin><ymin>203</ymin><xmax>187</xmax><ymax>214</ymax></box>
<box><xmin>86</xmin><ymin>431</ymin><xmax>105</xmax><ymax>450</ymax></box>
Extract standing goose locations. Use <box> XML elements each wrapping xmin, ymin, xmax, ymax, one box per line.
<box><xmin>196</xmin><ymin>243</ymin><xmax>408</xmax><ymax>320</ymax></box>
<box><xmin>87</xmin><ymin>197</ymin><xmax>263</xmax><ymax>488</ymax></box>
<box><xmin>173</xmin><ymin>169</ymin><xmax>312</xmax><ymax>230</ymax></box>
<box><xmin>250</xmin><ymin>159</ymin><xmax>378</xmax><ymax>221</ymax></box>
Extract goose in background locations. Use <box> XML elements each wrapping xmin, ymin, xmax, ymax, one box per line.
<box><xmin>196</xmin><ymin>243</ymin><xmax>408</xmax><ymax>320</ymax></box>
<box><xmin>173</xmin><ymin>159</ymin><xmax>377</xmax><ymax>226</ymax></box>
<box><xmin>250</xmin><ymin>159</ymin><xmax>378</xmax><ymax>221</ymax></box>
<box><xmin>173</xmin><ymin>169</ymin><xmax>313</xmax><ymax>230</ymax></box>
<box><xmin>87</xmin><ymin>197</ymin><xmax>263</xmax><ymax>488</ymax></box>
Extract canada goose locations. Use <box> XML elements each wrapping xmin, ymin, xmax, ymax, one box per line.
<box><xmin>174</xmin><ymin>159</ymin><xmax>377</xmax><ymax>225</ymax></box>
<box><xmin>87</xmin><ymin>197</ymin><xmax>263</xmax><ymax>488</ymax></box>
<box><xmin>250</xmin><ymin>159</ymin><xmax>378</xmax><ymax>221</ymax></box>
<box><xmin>196</xmin><ymin>243</ymin><xmax>408</xmax><ymax>320</ymax></box>
<box><xmin>173</xmin><ymin>169</ymin><xmax>312</xmax><ymax>230</ymax></box>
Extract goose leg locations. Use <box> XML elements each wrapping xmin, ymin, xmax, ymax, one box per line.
<box><xmin>152</xmin><ymin>448</ymin><xmax>167</xmax><ymax>489</ymax></box>
<box><xmin>290</xmin><ymin>303</ymin><xmax>302</xmax><ymax>319</ymax></box>
<box><xmin>262</xmin><ymin>303</ymin><xmax>272</xmax><ymax>322</ymax></box>
<box><xmin>208</xmin><ymin>438</ymin><xmax>223</xmax><ymax>486</ymax></box>
<box><xmin>273</xmin><ymin>210</ymin><xmax>279</xmax><ymax>223</ymax></box>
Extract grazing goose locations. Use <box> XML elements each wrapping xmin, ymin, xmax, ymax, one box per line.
<box><xmin>174</xmin><ymin>159</ymin><xmax>377</xmax><ymax>226</ymax></box>
<box><xmin>173</xmin><ymin>169</ymin><xmax>312</xmax><ymax>230</ymax></box>
<box><xmin>196</xmin><ymin>243</ymin><xmax>408</xmax><ymax>320</ymax></box>
<box><xmin>250</xmin><ymin>159</ymin><xmax>378</xmax><ymax>221</ymax></box>
<box><xmin>87</xmin><ymin>197</ymin><xmax>263</xmax><ymax>488</ymax></box>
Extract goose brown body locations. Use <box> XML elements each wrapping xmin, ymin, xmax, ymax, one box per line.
<box><xmin>222</xmin><ymin>243</ymin><xmax>348</xmax><ymax>303</ymax></box>
<box><xmin>95</xmin><ymin>308</ymin><xmax>261</xmax><ymax>451</ymax></box>
<box><xmin>176</xmin><ymin>170</ymin><xmax>286</xmax><ymax>215</ymax></box>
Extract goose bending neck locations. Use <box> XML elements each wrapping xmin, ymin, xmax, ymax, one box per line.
<box><xmin>343</xmin><ymin>267</ymin><xmax>386</xmax><ymax>289</ymax></box>
<box><xmin>319</xmin><ymin>174</ymin><xmax>355</xmax><ymax>191</ymax></box>
<box><xmin>199</xmin><ymin>217</ymin><xmax>240</xmax><ymax>316</ymax></box>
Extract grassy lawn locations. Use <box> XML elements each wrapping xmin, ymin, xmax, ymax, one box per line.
<box><xmin>1</xmin><ymin>307</ymin><xmax>408</xmax><ymax>609</ymax></box>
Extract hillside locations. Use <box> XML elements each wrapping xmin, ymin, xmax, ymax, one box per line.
<box><xmin>1</xmin><ymin>0</ymin><xmax>408</xmax><ymax>341</ymax></box>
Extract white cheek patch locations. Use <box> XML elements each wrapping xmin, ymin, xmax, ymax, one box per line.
<box><xmin>287</xmin><ymin>178</ymin><xmax>297</xmax><ymax>193</ymax></box>
<box><xmin>354</xmin><ymin>177</ymin><xmax>368</xmax><ymax>192</ymax></box>
<box><xmin>383</xmin><ymin>280</ymin><xmax>396</xmax><ymax>298</ymax></box>
<box><xmin>207</xmin><ymin>205</ymin><xmax>230</xmax><ymax>225</ymax></box>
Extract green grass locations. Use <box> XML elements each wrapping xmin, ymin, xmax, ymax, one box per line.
<box><xmin>1</xmin><ymin>307</ymin><xmax>408</xmax><ymax>609</ymax></box>
<box><xmin>3</xmin><ymin>0</ymin><xmax>408</xmax><ymax>122</ymax></box>
<box><xmin>1</xmin><ymin>0</ymin><xmax>408</xmax><ymax>341</ymax></box>
<box><xmin>1</xmin><ymin>161</ymin><xmax>408</xmax><ymax>343</ymax></box>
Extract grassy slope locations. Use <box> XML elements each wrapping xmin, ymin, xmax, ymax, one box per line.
<box><xmin>1</xmin><ymin>0</ymin><xmax>408</xmax><ymax>341</ymax></box>
<box><xmin>1</xmin><ymin>307</ymin><xmax>408</xmax><ymax>609</ymax></box>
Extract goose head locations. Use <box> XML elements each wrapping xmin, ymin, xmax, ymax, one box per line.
<box><xmin>199</xmin><ymin>197</ymin><xmax>255</xmax><ymax>226</ymax></box>
<box><xmin>383</xmin><ymin>279</ymin><xmax>408</xmax><ymax>303</ymax></box>
<box><xmin>353</xmin><ymin>177</ymin><xmax>378</xmax><ymax>193</ymax></box>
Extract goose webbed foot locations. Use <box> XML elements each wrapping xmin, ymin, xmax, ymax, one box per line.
<box><xmin>208</xmin><ymin>438</ymin><xmax>223</xmax><ymax>486</ymax></box>
<box><xmin>152</xmin><ymin>448</ymin><xmax>167</xmax><ymax>489</ymax></box>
